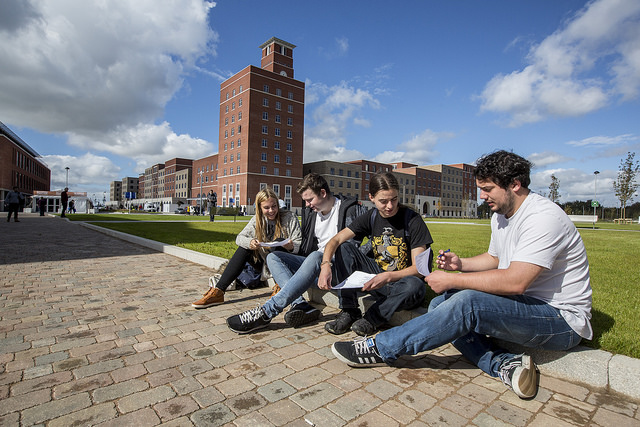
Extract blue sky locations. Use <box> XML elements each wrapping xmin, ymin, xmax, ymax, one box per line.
<box><xmin>1</xmin><ymin>0</ymin><xmax>639</xmax><ymax>206</ymax></box>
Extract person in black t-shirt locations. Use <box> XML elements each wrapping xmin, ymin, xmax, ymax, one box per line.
<box><xmin>318</xmin><ymin>172</ymin><xmax>434</xmax><ymax>336</ymax></box>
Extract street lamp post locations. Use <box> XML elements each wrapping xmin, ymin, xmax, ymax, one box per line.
<box><xmin>593</xmin><ymin>170</ymin><xmax>600</xmax><ymax>229</ymax></box>
<box><xmin>65</xmin><ymin>167</ymin><xmax>70</xmax><ymax>188</ymax></box>
<box><xmin>199</xmin><ymin>170</ymin><xmax>203</xmax><ymax>216</ymax></box>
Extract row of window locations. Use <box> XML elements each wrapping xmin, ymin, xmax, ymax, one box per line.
<box><xmin>259</xmin><ymin>167</ymin><xmax>293</xmax><ymax>177</ymax></box>
<box><xmin>260</xmin><ymin>153</ymin><xmax>293</xmax><ymax>165</ymax></box>
<box><xmin>262</xmin><ymin>111</ymin><xmax>294</xmax><ymax>126</ymax></box>
<box><xmin>262</xmin><ymin>98</ymin><xmax>295</xmax><ymax>112</ymax></box>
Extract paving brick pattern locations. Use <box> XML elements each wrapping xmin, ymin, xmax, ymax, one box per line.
<box><xmin>1</xmin><ymin>215</ymin><xmax>639</xmax><ymax>426</ymax></box>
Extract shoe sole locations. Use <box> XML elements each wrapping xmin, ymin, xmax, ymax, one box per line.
<box><xmin>331</xmin><ymin>343</ymin><xmax>386</xmax><ymax>368</ymax></box>
<box><xmin>512</xmin><ymin>355</ymin><xmax>538</xmax><ymax>399</ymax></box>
<box><xmin>191</xmin><ymin>301</ymin><xmax>224</xmax><ymax>309</ymax></box>
<box><xmin>226</xmin><ymin>321</ymin><xmax>270</xmax><ymax>334</ymax></box>
<box><xmin>284</xmin><ymin>309</ymin><xmax>320</xmax><ymax>328</ymax></box>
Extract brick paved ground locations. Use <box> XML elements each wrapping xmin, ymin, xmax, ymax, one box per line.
<box><xmin>1</xmin><ymin>215</ymin><xmax>639</xmax><ymax>426</ymax></box>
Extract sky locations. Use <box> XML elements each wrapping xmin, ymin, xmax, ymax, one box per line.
<box><xmin>1</xmin><ymin>0</ymin><xmax>639</xmax><ymax>206</ymax></box>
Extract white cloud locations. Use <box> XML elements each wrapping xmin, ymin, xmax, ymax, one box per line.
<box><xmin>0</xmin><ymin>0</ymin><xmax>218</xmax><ymax>175</ymax></box>
<box><xmin>567</xmin><ymin>133</ymin><xmax>638</xmax><ymax>146</ymax></box>
<box><xmin>372</xmin><ymin>129</ymin><xmax>454</xmax><ymax>165</ymax></box>
<box><xmin>42</xmin><ymin>153</ymin><xmax>121</xmax><ymax>192</ymax></box>
<box><xmin>303</xmin><ymin>81</ymin><xmax>379</xmax><ymax>162</ymax></box>
<box><xmin>528</xmin><ymin>151</ymin><xmax>573</xmax><ymax>168</ymax></box>
<box><xmin>531</xmin><ymin>167</ymin><xmax>615</xmax><ymax>203</ymax></box>
<box><xmin>480</xmin><ymin>0</ymin><xmax>640</xmax><ymax>126</ymax></box>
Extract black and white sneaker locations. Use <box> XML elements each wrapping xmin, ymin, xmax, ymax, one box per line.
<box><xmin>498</xmin><ymin>354</ymin><xmax>538</xmax><ymax>399</ymax></box>
<box><xmin>226</xmin><ymin>306</ymin><xmax>271</xmax><ymax>334</ymax></box>
<box><xmin>284</xmin><ymin>302</ymin><xmax>321</xmax><ymax>328</ymax></box>
<box><xmin>332</xmin><ymin>337</ymin><xmax>386</xmax><ymax>367</ymax></box>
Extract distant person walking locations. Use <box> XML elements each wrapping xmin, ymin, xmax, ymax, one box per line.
<box><xmin>207</xmin><ymin>190</ymin><xmax>217</xmax><ymax>222</ymax></box>
<box><xmin>38</xmin><ymin>197</ymin><xmax>47</xmax><ymax>216</ymax></box>
<box><xmin>5</xmin><ymin>186</ymin><xmax>25</xmax><ymax>222</ymax></box>
<box><xmin>60</xmin><ymin>188</ymin><xmax>68</xmax><ymax>218</ymax></box>
<box><xmin>68</xmin><ymin>199</ymin><xmax>76</xmax><ymax>214</ymax></box>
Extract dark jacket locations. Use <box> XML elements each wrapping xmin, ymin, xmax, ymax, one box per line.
<box><xmin>299</xmin><ymin>195</ymin><xmax>368</xmax><ymax>256</ymax></box>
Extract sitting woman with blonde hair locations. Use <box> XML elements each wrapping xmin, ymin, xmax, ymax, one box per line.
<box><xmin>192</xmin><ymin>187</ymin><xmax>301</xmax><ymax>308</ymax></box>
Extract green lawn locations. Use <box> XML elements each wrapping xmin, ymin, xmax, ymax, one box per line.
<box><xmin>84</xmin><ymin>215</ymin><xmax>640</xmax><ymax>359</ymax></box>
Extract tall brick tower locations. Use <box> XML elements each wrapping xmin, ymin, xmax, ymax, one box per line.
<box><xmin>217</xmin><ymin>37</ymin><xmax>305</xmax><ymax>213</ymax></box>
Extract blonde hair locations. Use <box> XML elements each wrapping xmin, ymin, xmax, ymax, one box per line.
<box><xmin>254</xmin><ymin>187</ymin><xmax>287</xmax><ymax>244</ymax></box>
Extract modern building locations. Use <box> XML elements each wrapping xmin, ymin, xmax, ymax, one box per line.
<box><xmin>0</xmin><ymin>121</ymin><xmax>51</xmax><ymax>210</ymax></box>
<box><xmin>192</xmin><ymin>154</ymin><xmax>218</xmax><ymax>210</ymax></box>
<box><xmin>345</xmin><ymin>160</ymin><xmax>394</xmax><ymax>201</ymax></box>
<box><xmin>303</xmin><ymin>160</ymin><xmax>362</xmax><ymax>200</ymax></box>
<box><xmin>214</xmin><ymin>37</ymin><xmax>305</xmax><ymax>214</ymax></box>
<box><xmin>109</xmin><ymin>180</ymin><xmax>122</xmax><ymax>205</ymax></box>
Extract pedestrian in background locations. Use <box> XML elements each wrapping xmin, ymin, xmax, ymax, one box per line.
<box><xmin>5</xmin><ymin>186</ymin><xmax>25</xmax><ymax>222</ymax></box>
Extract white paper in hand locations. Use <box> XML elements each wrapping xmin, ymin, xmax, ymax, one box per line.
<box><xmin>332</xmin><ymin>271</ymin><xmax>376</xmax><ymax>289</ymax></box>
<box><xmin>415</xmin><ymin>247</ymin><xmax>432</xmax><ymax>277</ymax></box>
<box><xmin>259</xmin><ymin>238</ymin><xmax>291</xmax><ymax>248</ymax></box>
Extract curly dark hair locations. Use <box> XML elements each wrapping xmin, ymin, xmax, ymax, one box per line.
<box><xmin>474</xmin><ymin>150</ymin><xmax>532</xmax><ymax>189</ymax></box>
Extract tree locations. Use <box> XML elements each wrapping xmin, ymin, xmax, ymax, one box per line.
<box><xmin>548</xmin><ymin>174</ymin><xmax>561</xmax><ymax>204</ymax></box>
<box><xmin>612</xmin><ymin>152</ymin><xmax>640</xmax><ymax>219</ymax></box>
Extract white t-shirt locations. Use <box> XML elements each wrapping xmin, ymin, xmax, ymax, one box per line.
<box><xmin>314</xmin><ymin>198</ymin><xmax>341</xmax><ymax>253</ymax></box>
<box><xmin>488</xmin><ymin>192</ymin><xmax>593</xmax><ymax>339</ymax></box>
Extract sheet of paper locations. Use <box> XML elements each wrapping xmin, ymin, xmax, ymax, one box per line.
<box><xmin>259</xmin><ymin>238</ymin><xmax>291</xmax><ymax>248</ymax></box>
<box><xmin>415</xmin><ymin>247</ymin><xmax>432</xmax><ymax>277</ymax></box>
<box><xmin>332</xmin><ymin>271</ymin><xmax>377</xmax><ymax>289</ymax></box>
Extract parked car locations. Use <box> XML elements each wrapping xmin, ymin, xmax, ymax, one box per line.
<box><xmin>174</xmin><ymin>207</ymin><xmax>186</xmax><ymax>214</ymax></box>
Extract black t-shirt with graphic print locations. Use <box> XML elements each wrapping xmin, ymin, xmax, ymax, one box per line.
<box><xmin>347</xmin><ymin>206</ymin><xmax>433</xmax><ymax>271</ymax></box>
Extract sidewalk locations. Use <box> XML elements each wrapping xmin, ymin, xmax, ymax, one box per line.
<box><xmin>1</xmin><ymin>214</ymin><xmax>638</xmax><ymax>426</ymax></box>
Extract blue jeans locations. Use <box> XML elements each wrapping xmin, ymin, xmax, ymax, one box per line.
<box><xmin>375</xmin><ymin>289</ymin><xmax>582</xmax><ymax>377</ymax></box>
<box><xmin>262</xmin><ymin>251</ymin><xmax>324</xmax><ymax>318</ymax></box>
<box><xmin>334</xmin><ymin>243</ymin><xmax>426</xmax><ymax>327</ymax></box>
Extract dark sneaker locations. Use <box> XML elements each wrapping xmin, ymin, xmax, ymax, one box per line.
<box><xmin>284</xmin><ymin>302</ymin><xmax>321</xmax><ymax>328</ymax></box>
<box><xmin>332</xmin><ymin>337</ymin><xmax>386</xmax><ymax>367</ymax></box>
<box><xmin>498</xmin><ymin>354</ymin><xmax>538</xmax><ymax>399</ymax></box>
<box><xmin>325</xmin><ymin>309</ymin><xmax>362</xmax><ymax>335</ymax></box>
<box><xmin>226</xmin><ymin>306</ymin><xmax>271</xmax><ymax>334</ymax></box>
<box><xmin>351</xmin><ymin>318</ymin><xmax>377</xmax><ymax>336</ymax></box>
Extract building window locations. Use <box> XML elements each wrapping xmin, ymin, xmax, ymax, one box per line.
<box><xmin>237</xmin><ymin>153</ymin><xmax>240</xmax><ymax>161</ymax></box>
<box><xmin>262</xmin><ymin>125</ymin><xmax>268</xmax><ymax>134</ymax></box>
<box><xmin>262</xmin><ymin>139</ymin><xmax>268</xmax><ymax>148</ymax></box>
<box><xmin>261</xmin><ymin>166</ymin><xmax>267</xmax><ymax>174</ymax></box>
<box><xmin>238</xmin><ymin>111</ymin><xmax>242</xmax><ymax>120</ymax></box>
<box><xmin>275</xmin><ymin>114</ymin><xmax>281</xmax><ymax>124</ymax></box>
<box><xmin>288</xmin><ymin>105</ymin><xmax>293</xmax><ymax>113</ymax></box>
<box><xmin>223</xmin><ymin>156</ymin><xmax>227</xmax><ymax>164</ymax></box>
<box><xmin>232</xmin><ymin>102</ymin><xmax>235</xmax><ymax>110</ymax></box>
<box><xmin>231</xmin><ymin>115</ymin><xmax>235</xmax><ymax>123</ymax></box>
<box><xmin>263</xmin><ymin>112</ymin><xmax>268</xmax><ymax>120</ymax></box>
<box><xmin>288</xmin><ymin>92</ymin><xmax>293</xmax><ymax>100</ymax></box>
<box><xmin>286</xmin><ymin>143</ymin><xmax>292</xmax><ymax>151</ymax></box>
<box><xmin>274</xmin><ymin>167</ymin><xmax>279</xmax><ymax>176</ymax></box>
<box><xmin>261</xmin><ymin>153</ymin><xmax>267</xmax><ymax>161</ymax></box>
<box><xmin>274</xmin><ymin>154</ymin><xmax>280</xmax><ymax>163</ymax></box>
<box><xmin>237</xmin><ymin>139</ymin><xmax>241</xmax><ymax>147</ymax></box>
<box><xmin>275</xmin><ymin>128</ymin><xmax>280</xmax><ymax>137</ymax></box>
<box><xmin>263</xmin><ymin>98</ymin><xmax>269</xmax><ymax>107</ymax></box>
<box><xmin>275</xmin><ymin>101</ymin><xmax>281</xmax><ymax>110</ymax></box>
<box><xmin>263</xmin><ymin>84</ymin><xmax>269</xmax><ymax>93</ymax></box>
<box><xmin>287</xmin><ymin>117</ymin><xmax>293</xmax><ymax>126</ymax></box>
<box><xmin>286</xmin><ymin>156</ymin><xmax>292</xmax><ymax>165</ymax></box>
<box><xmin>238</xmin><ymin>98</ymin><xmax>242</xmax><ymax>106</ymax></box>
<box><xmin>230</xmin><ymin>128</ymin><xmax>234</xmax><ymax>136</ymax></box>
<box><xmin>287</xmin><ymin>130</ymin><xmax>292</xmax><ymax>139</ymax></box>
<box><xmin>224</xmin><ymin>130</ymin><xmax>228</xmax><ymax>138</ymax></box>
<box><xmin>236</xmin><ymin>166</ymin><xmax>240</xmax><ymax>174</ymax></box>
<box><xmin>224</xmin><ymin>118</ymin><xmax>228</xmax><ymax>126</ymax></box>
<box><xmin>276</xmin><ymin>88</ymin><xmax>282</xmax><ymax>96</ymax></box>
<box><xmin>273</xmin><ymin>184</ymin><xmax>280</xmax><ymax>195</ymax></box>
<box><xmin>274</xmin><ymin>141</ymin><xmax>280</xmax><ymax>150</ymax></box>
<box><xmin>224</xmin><ymin>143</ymin><xmax>227</xmax><ymax>151</ymax></box>
<box><xmin>286</xmin><ymin>169</ymin><xmax>291</xmax><ymax>177</ymax></box>
<box><xmin>230</xmin><ymin>141</ymin><xmax>234</xmax><ymax>149</ymax></box>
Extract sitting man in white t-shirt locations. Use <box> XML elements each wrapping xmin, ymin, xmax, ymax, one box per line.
<box><xmin>331</xmin><ymin>150</ymin><xmax>592</xmax><ymax>400</ymax></box>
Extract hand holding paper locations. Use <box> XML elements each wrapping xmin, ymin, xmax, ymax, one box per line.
<box><xmin>332</xmin><ymin>271</ymin><xmax>377</xmax><ymax>289</ymax></box>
